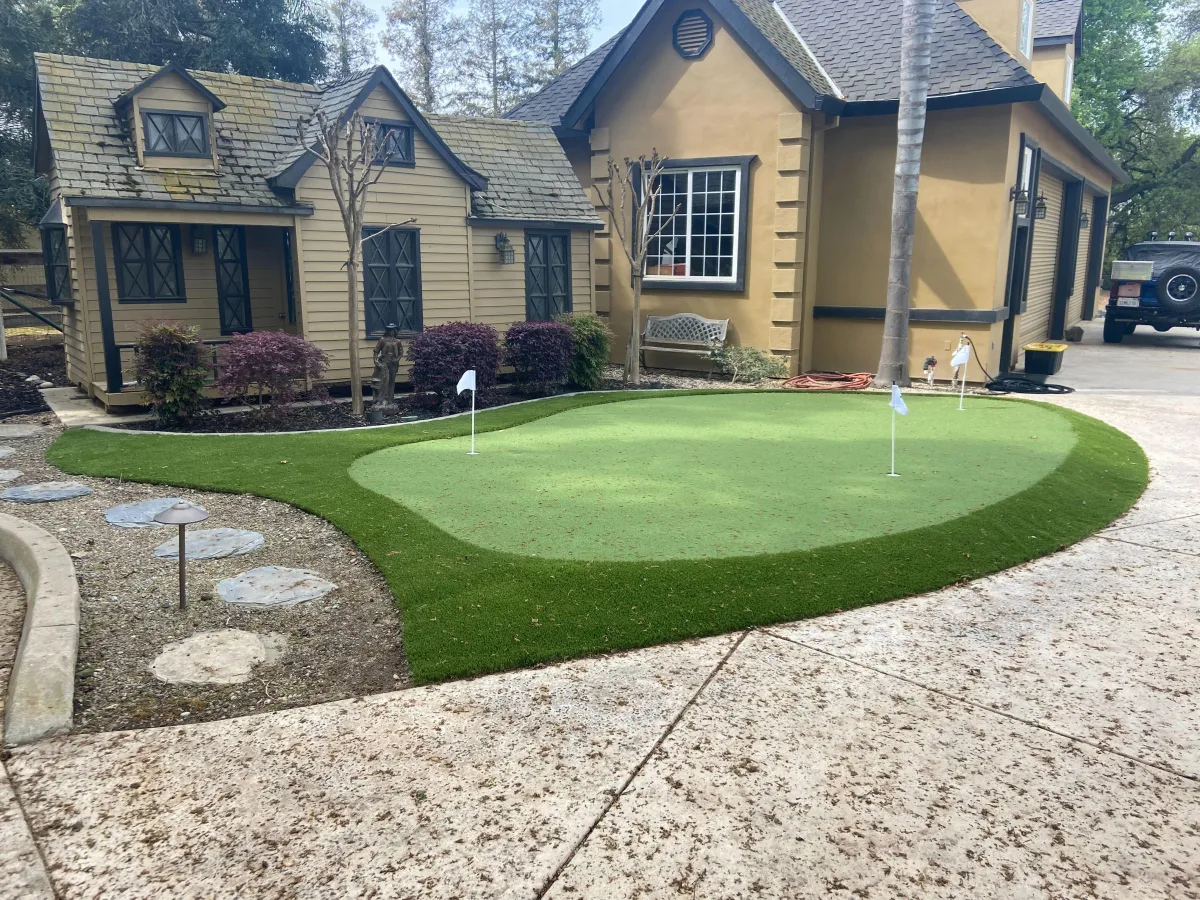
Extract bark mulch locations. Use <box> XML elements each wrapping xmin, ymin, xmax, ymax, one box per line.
<box><xmin>0</xmin><ymin>335</ymin><xmax>67</xmax><ymax>416</ymax></box>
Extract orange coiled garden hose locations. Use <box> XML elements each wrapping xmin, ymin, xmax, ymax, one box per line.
<box><xmin>782</xmin><ymin>372</ymin><xmax>875</xmax><ymax>391</ymax></box>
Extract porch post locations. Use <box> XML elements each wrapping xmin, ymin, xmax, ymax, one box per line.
<box><xmin>91</xmin><ymin>221</ymin><xmax>122</xmax><ymax>395</ymax></box>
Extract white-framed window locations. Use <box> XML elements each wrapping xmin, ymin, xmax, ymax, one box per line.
<box><xmin>1019</xmin><ymin>0</ymin><xmax>1035</xmax><ymax>57</ymax></box>
<box><xmin>1063</xmin><ymin>54</ymin><xmax>1075</xmax><ymax>105</ymax></box>
<box><xmin>645</xmin><ymin>166</ymin><xmax>742</xmax><ymax>283</ymax></box>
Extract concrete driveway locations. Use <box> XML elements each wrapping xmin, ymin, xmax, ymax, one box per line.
<box><xmin>3</xmin><ymin>321</ymin><xmax>1199</xmax><ymax>898</ymax></box>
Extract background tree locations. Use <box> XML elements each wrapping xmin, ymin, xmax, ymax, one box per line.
<box><xmin>324</xmin><ymin>0</ymin><xmax>378</xmax><ymax>78</ymax></box>
<box><xmin>874</xmin><ymin>0</ymin><xmax>935</xmax><ymax>387</ymax></box>
<box><xmin>454</xmin><ymin>0</ymin><xmax>528</xmax><ymax>116</ymax></box>
<box><xmin>525</xmin><ymin>0</ymin><xmax>600</xmax><ymax>86</ymax></box>
<box><xmin>602</xmin><ymin>151</ymin><xmax>680</xmax><ymax>385</ymax></box>
<box><xmin>383</xmin><ymin>0</ymin><xmax>461</xmax><ymax>112</ymax></box>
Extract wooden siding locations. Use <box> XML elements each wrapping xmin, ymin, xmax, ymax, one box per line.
<box><xmin>1066</xmin><ymin>190</ymin><xmax>1094</xmax><ymax>328</ymax></box>
<box><xmin>1021</xmin><ymin>172</ymin><xmax>1065</xmax><ymax>348</ymax></box>
<box><xmin>469</xmin><ymin>226</ymin><xmax>593</xmax><ymax>329</ymax></box>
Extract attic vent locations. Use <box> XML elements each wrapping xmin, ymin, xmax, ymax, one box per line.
<box><xmin>673</xmin><ymin>11</ymin><xmax>713</xmax><ymax>59</ymax></box>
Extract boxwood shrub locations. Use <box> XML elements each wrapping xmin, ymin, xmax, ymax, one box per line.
<box><xmin>557</xmin><ymin>312</ymin><xmax>612</xmax><ymax>390</ymax></box>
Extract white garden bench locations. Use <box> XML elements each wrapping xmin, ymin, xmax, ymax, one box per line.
<box><xmin>640</xmin><ymin>313</ymin><xmax>729</xmax><ymax>370</ymax></box>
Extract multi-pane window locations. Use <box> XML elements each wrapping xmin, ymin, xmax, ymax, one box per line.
<box><xmin>525</xmin><ymin>232</ymin><xmax>571</xmax><ymax>321</ymax></box>
<box><xmin>41</xmin><ymin>226</ymin><xmax>71</xmax><ymax>304</ymax></box>
<box><xmin>1019</xmin><ymin>0</ymin><xmax>1034</xmax><ymax>57</ymax></box>
<box><xmin>373</xmin><ymin>123</ymin><xmax>415</xmax><ymax>166</ymax></box>
<box><xmin>142</xmin><ymin>111</ymin><xmax>208</xmax><ymax>156</ymax></box>
<box><xmin>112</xmin><ymin>224</ymin><xmax>185</xmax><ymax>302</ymax></box>
<box><xmin>645</xmin><ymin>167</ymin><xmax>741</xmax><ymax>281</ymax></box>
<box><xmin>363</xmin><ymin>227</ymin><xmax>422</xmax><ymax>335</ymax></box>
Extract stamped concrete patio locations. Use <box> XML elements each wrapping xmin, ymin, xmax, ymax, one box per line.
<box><xmin>2</xmin><ymin>322</ymin><xmax>1198</xmax><ymax>898</ymax></box>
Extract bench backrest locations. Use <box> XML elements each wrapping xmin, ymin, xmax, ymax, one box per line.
<box><xmin>642</xmin><ymin>313</ymin><xmax>729</xmax><ymax>347</ymax></box>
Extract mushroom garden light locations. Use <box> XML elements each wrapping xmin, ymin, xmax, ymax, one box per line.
<box><xmin>153</xmin><ymin>501</ymin><xmax>210</xmax><ymax>610</ymax></box>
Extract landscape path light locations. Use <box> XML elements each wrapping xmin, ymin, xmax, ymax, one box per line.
<box><xmin>153</xmin><ymin>501</ymin><xmax>210</xmax><ymax>610</ymax></box>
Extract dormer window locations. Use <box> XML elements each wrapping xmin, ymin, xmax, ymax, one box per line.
<box><xmin>143</xmin><ymin>111</ymin><xmax>209</xmax><ymax>157</ymax></box>
<box><xmin>373</xmin><ymin>122</ymin><xmax>414</xmax><ymax>166</ymax></box>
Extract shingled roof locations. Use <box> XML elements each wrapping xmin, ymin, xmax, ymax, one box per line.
<box><xmin>507</xmin><ymin>33</ymin><xmax>622</xmax><ymax>125</ymax></box>
<box><xmin>1035</xmin><ymin>0</ymin><xmax>1083</xmax><ymax>43</ymax></box>
<box><xmin>34</xmin><ymin>54</ymin><xmax>596</xmax><ymax>225</ymax></box>
<box><xmin>429</xmin><ymin>116</ymin><xmax>601</xmax><ymax>225</ymax></box>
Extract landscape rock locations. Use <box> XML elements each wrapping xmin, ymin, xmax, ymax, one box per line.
<box><xmin>38</xmin><ymin>382</ymin><xmax>54</xmax><ymax>389</ymax></box>
<box><xmin>153</xmin><ymin>528</ymin><xmax>264</xmax><ymax>560</ymax></box>
<box><xmin>0</xmin><ymin>425</ymin><xmax>45</xmax><ymax>440</ymax></box>
<box><xmin>23</xmin><ymin>375</ymin><xmax>41</xmax><ymax>384</ymax></box>
<box><xmin>0</xmin><ymin>446</ymin><xmax>17</xmax><ymax>460</ymax></box>
<box><xmin>216</xmin><ymin>566</ymin><xmax>337</xmax><ymax>608</ymax></box>
<box><xmin>1</xmin><ymin>481</ymin><xmax>92</xmax><ymax>504</ymax></box>
<box><xmin>0</xmin><ymin>470</ymin><xmax>22</xmax><ymax>484</ymax></box>
<box><xmin>104</xmin><ymin>497</ymin><xmax>187</xmax><ymax>529</ymax></box>
<box><xmin>149</xmin><ymin>630</ymin><xmax>285</xmax><ymax>685</ymax></box>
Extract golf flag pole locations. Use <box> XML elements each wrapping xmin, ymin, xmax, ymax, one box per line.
<box><xmin>457</xmin><ymin>369</ymin><xmax>478</xmax><ymax>454</ymax></box>
<box><xmin>888</xmin><ymin>382</ymin><xmax>908</xmax><ymax>477</ymax></box>
<box><xmin>950</xmin><ymin>338</ymin><xmax>971</xmax><ymax>411</ymax></box>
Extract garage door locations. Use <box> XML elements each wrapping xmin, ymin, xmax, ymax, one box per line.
<box><xmin>1021</xmin><ymin>173</ymin><xmax>1065</xmax><ymax>348</ymax></box>
<box><xmin>1066</xmin><ymin>191</ymin><xmax>1094</xmax><ymax>328</ymax></box>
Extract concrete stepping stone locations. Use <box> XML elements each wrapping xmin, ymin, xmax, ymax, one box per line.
<box><xmin>1</xmin><ymin>481</ymin><xmax>92</xmax><ymax>503</ymax></box>
<box><xmin>105</xmin><ymin>497</ymin><xmax>187</xmax><ymax>528</ymax></box>
<box><xmin>216</xmin><ymin>566</ymin><xmax>337</xmax><ymax>609</ymax></box>
<box><xmin>149</xmin><ymin>630</ymin><xmax>286</xmax><ymax>685</ymax></box>
<box><xmin>0</xmin><ymin>470</ymin><xmax>21</xmax><ymax>484</ymax></box>
<box><xmin>153</xmin><ymin>528</ymin><xmax>264</xmax><ymax>560</ymax></box>
<box><xmin>0</xmin><ymin>446</ymin><xmax>17</xmax><ymax>460</ymax></box>
<box><xmin>0</xmin><ymin>424</ymin><xmax>46</xmax><ymax>440</ymax></box>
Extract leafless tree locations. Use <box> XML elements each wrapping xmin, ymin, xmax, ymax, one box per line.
<box><xmin>874</xmin><ymin>0</ymin><xmax>935</xmax><ymax>388</ymax></box>
<box><xmin>602</xmin><ymin>151</ymin><xmax>680</xmax><ymax>384</ymax></box>
<box><xmin>306</xmin><ymin>112</ymin><xmax>415</xmax><ymax>416</ymax></box>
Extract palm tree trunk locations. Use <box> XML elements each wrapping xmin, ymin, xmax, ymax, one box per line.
<box><xmin>874</xmin><ymin>0</ymin><xmax>935</xmax><ymax>388</ymax></box>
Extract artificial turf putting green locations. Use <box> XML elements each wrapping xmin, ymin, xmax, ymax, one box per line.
<box><xmin>351</xmin><ymin>394</ymin><xmax>1076</xmax><ymax>561</ymax></box>
<box><xmin>47</xmin><ymin>390</ymin><xmax>1146</xmax><ymax>684</ymax></box>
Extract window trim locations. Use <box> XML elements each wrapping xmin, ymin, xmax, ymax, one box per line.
<box><xmin>41</xmin><ymin>225</ymin><xmax>73</xmax><ymax>305</ymax></box>
<box><xmin>141</xmin><ymin>109</ymin><xmax>211</xmax><ymax>159</ymax></box>
<box><xmin>367</xmin><ymin>118</ymin><xmax>416</xmax><ymax>168</ymax></box>
<box><xmin>1019</xmin><ymin>0</ymin><xmax>1035</xmax><ymax>58</ymax></box>
<box><xmin>642</xmin><ymin>155</ymin><xmax>754</xmax><ymax>293</ymax></box>
<box><xmin>524</xmin><ymin>230</ymin><xmax>573</xmax><ymax>321</ymax></box>
<box><xmin>1063</xmin><ymin>53</ymin><xmax>1074</xmax><ymax>105</ymax></box>
<box><xmin>362</xmin><ymin>225</ymin><xmax>423</xmax><ymax>337</ymax></box>
<box><xmin>111</xmin><ymin>223</ymin><xmax>186</xmax><ymax>304</ymax></box>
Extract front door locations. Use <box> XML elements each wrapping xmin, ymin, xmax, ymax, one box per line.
<box><xmin>525</xmin><ymin>232</ymin><xmax>571</xmax><ymax>321</ymax></box>
<box><xmin>214</xmin><ymin>226</ymin><xmax>252</xmax><ymax>334</ymax></box>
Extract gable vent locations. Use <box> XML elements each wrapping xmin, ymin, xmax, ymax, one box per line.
<box><xmin>673</xmin><ymin>11</ymin><xmax>713</xmax><ymax>59</ymax></box>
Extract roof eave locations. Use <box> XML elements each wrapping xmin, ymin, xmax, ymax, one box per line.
<box><xmin>839</xmin><ymin>84</ymin><xmax>1044</xmax><ymax>117</ymax></box>
<box><xmin>468</xmin><ymin>216</ymin><xmax>604</xmax><ymax>230</ymax></box>
<box><xmin>1035</xmin><ymin>89</ymin><xmax>1130</xmax><ymax>184</ymax></box>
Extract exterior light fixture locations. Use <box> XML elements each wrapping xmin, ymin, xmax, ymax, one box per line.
<box><xmin>1034</xmin><ymin>195</ymin><xmax>1048</xmax><ymax>220</ymax></box>
<box><xmin>494</xmin><ymin>232</ymin><xmax>515</xmax><ymax>265</ymax></box>
<box><xmin>190</xmin><ymin>224</ymin><xmax>209</xmax><ymax>255</ymax></box>
<box><xmin>1168</xmin><ymin>231</ymin><xmax>1177</xmax><ymax>241</ymax></box>
<box><xmin>1010</xmin><ymin>186</ymin><xmax>1030</xmax><ymax>218</ymax></box>
<box><xmin>1079</xmin><ymin>210</ymin><xmax>1090</xmax><ymax>230</ymax></box>
<box><xmin>153</xmin><ymin>501</ymin><xmax>210</xmax><ymax>610</ymax></box>
<box><xmin>1188</xmin><ymin>232</ymin><xmax>1196</xmax><ymax>242</ymax></box>
<box><xmin>1148</xmin><ymin>231</ymin><xmax>1159</xmax><ymax>241</ymax></box>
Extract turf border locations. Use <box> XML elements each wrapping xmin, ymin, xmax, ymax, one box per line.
<box><xmin>47</xmin><ymin>391</ymin><xmax>1147</xmax><ymax>684</ymax></box>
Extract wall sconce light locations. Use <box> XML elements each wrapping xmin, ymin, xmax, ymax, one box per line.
<box><xmin>1034</xmin><ymin>195</ymin><xmax>1048</xmax><ymax>220</ymax></box>
<box><xmin>1010</xmin><ymin>186</ymin><xmax>1030</xmax><ymax>218</ymax></box>
<box><xmin>495</xmin><ymin>231</ymin><xmax>515</xmax><ymax>265</ymax></box>
<box><xmin>190</xmin><ymin>224</ymin><xmax>209</xmax><ymax>255</ymax></box>
<box><xmin>1168</xmin><ymin>231</ymin><xmax>1178</xmax><ymax>241</ymax></box>
<box><xmin>1079</xmin><ymin>210</ymin><xmax>1090</xmax><ymax>230</ymax></box>
<box><xmin>1148</xmin><ymin>231</ymin><xmax>1159</xmax><ymax>241</ymax></box>
<box><xmin>1187</xmin><ymin>232</ymin><xmax>1196</xmax><ymax>242</ymax></box>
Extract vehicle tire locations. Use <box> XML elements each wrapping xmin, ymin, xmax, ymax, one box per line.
<box><xmin>1103</xmin><ymin>315</ymin><xmax>1125</xmax><ymax>343</ymax></box>
<box><xmin>1156</xmin><ymin>265</ymin><xmax>1200</xmax><ymax>312</ymax></box>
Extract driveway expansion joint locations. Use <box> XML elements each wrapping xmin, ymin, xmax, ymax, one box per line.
<box><xmin>1097</xmin><ymin>534</ymin><xmax>1200</xmax><ymax>558</ymax></box>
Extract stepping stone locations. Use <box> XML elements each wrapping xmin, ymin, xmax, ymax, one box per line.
<box><xmin>0</xmin><ymin>470</ymin><xmax>21</xmax><ymax>484</ymax></box>
<box><xmin>0</xmin><ymin>446</ymin><xmax>17</xmax><ymax>460</ymax></box>
<box><xmin>153</xmin><ymin>528</ymin><xmax>264</xmax><ymax>560</ymax></box>
<box><xmin>1</xmin><ymin>481</ymin><xmax>92</xmax><ymax>503</ymax></box>
<box><xmin>105</xmin><ymin>497</ymin><xmax>187</xmax><ymax>528</ymax></box>
<box><xmin>149</xmin><ymin>630</ymin><xmax>286</xmax><ymax>685</ymax></box>
<box><xmin>0</xmin><ymin>424</ymin><xmax>45</xmax><ymax>440</ymax></box>
<box><xmin>217</xmin><ymin>566</ymin><xmax>337</xmax><ymax>609</ymax></box>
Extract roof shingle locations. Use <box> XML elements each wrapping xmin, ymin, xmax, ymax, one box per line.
<box><xmin>1036</xmin><ymin>0</ymin><xmax>1082</xmax><ymax>42</ymax></box>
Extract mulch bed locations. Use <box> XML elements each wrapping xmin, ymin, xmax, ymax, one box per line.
<box><xmin>0</xmin><ymin>335</ymin><xmax>67</xmax><ymax>416</ymax></box>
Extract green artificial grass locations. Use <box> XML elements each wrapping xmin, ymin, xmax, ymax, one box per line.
<box><xmin>48</xmin><ymin>391</ymin><xmax>1146</xmax><ymax>685</ymax></box>
<box><xmin>351</xmin><ymin>394</ymin><xmax>1076</xmax><ymax>560</ymax></box>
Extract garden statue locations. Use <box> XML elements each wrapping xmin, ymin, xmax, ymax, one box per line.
<box><xmin>372</xmin><ymin>324</ymin><xmax>402</xmax><ymax>408</ymax></box>
<box><xmin>922</xmin><ymin>355</ymin><xmax>937</xmax><ymax>385</ymax></box>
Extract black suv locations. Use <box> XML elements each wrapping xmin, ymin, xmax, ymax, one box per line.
<box><xmin>1104</xmin><ymin>237</ymin><xmax>1200</xmax><ymax>343</ymax></box>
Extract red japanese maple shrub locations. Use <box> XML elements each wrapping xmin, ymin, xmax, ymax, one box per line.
<box><xmin>504</xmin><ymin>320</ymin><xmax>573</xmax><ymax>394</ymax></box>
<box><xmin>407</xmin><ymin>322</ymin><xmax>500</xmax><ymax>405</ymax></box>
<box><xmin>217</xmin><ymin>331</ymin><xmax>328</xmax><ymax>413</ymax></box>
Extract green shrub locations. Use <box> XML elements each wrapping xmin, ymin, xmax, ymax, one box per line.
<box><xmin>133</xmin><ymin>321</ymin><xmax>210</xmax><ymax>426</ymax></box>
<box><xmin>557</xmin><ymin>312</ymin><xmax>612</xmax><ymax>390</ymax></box>
<box><xmin>709</xmin><ymin>345</ymin><xmax>788</xmax><ymax>384</ymax></box>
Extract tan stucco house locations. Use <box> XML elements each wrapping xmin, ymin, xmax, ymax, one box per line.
<box><xmin>508</xmin><ymin>0</ymin><xmax>1123</xmax><ymax>377</ymax></box>
<box><xmin>32</xmin><ymin>55</ymin><xmax>601</xmax><ymax>405</ymax></box>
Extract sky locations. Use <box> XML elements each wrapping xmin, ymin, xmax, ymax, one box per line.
<box><xmin>362</xmin><ymin>0</ymin><xmax>641</xmax><ymax>70</ymax></box>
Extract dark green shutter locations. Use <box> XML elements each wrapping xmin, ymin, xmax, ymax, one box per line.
<box><xmin>214</xmin><ymin>226</ymin><xmax>252</xmax><ymax>334</ymax></box>
<box><xmin>525</xmin><ymin>232</ymin><xmax>571</xmax><ymax>321</ymax></box>
<box><xmin>362</xmin><ymin>227</ymin><xmax>422</xmax><ymax>336</ymax></box>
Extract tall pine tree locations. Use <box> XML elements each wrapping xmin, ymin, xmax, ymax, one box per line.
<box><xmin>454</xmin><ymin>0</ymin><xmax>528</xmax><ymax>116</ymax></box>
<box><xmin>383</xmin><ymin>0</ymin><xmax>461</xmax><ymax>111</ymax></box>
<box><xmin>525</xmin><ymin>0</ymin><xmax>599</xmax><ymax>86</ymax></box>
<box><xmin>325</xmin><ymin>0</ymin><xmax>377</xmax><ymax>79</ymax></box>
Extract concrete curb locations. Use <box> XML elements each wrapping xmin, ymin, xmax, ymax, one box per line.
<box><xmin>0</xmin><ymin>512</ymin><xmax>78</xmax><ymax>747</ymax></box>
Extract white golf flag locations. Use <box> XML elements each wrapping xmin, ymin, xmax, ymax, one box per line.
<box><xmin>950</xmin><ymin>343</ymin><xmax>971</xmax><ymax>369</ymax></box>
<box><xmin>889</xmin><ymin>383</ymin><xmax>908</xmax><ymax>416</ymax></box>
<box><xmin>457</xmin><ymin>369</ymin><xmax>476</xmax><ymax>394</ymax></box>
